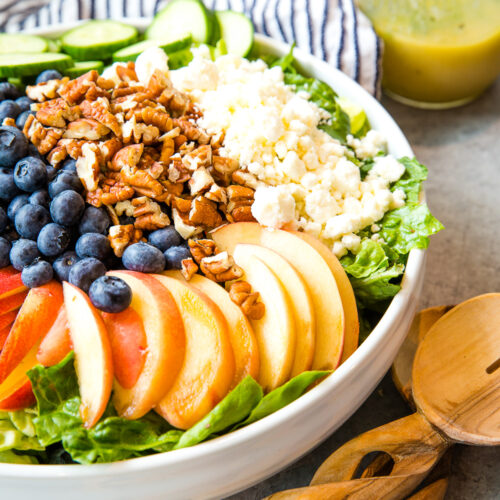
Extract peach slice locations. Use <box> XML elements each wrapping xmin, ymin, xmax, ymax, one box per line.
<box><xmin>165</xmin><ymin>270</ymin><xmax>259</xmax><ymax>387</ymax></box>
<box><xmin>154</xmin><ymin>274</ymin><xmax>235</xmax><ymax>430</ymax></box>
<box><xmin>0</xmin><ymin>290</ymin><xmax>28</xmax><ymax>315</ymax></box>
<box><xmin>0</xmin><ymin>310</ymin><xmax>18</xmax><ymax>332</ymax></box>
<box><xmin>63</xmin><ymin>282</ymin><xmax>113</xmax><ymax>428</ymax></box>
<box><xmin>37</xmin><ymin>306</ymin><xmax>72</xmax><ymax>367</ymax></box>
<box><xmin>0</xmin><ymin>323</ymin><xmax>13</xmax><ymax>351</ymax></box>
<box><xmin>291</xmin><ymin>231</ymin><xmax>359</xmax><ymax>363</ymax></box>
<box><xmin>101</xmin><ymin>307</ymin><xmax>147</xmax><ymax>390</ymax></box>
<box><xmin>0</xmin><ymin>380</ymin><xmax>35</xmax><ymax>411</ymax></box>
<box><xmin>235</xmin><ymin>244</ymin><xmax>315</xmax><ymax>377</ymax></box>
<box><xmin>107</xmin><ymin>271</ymin><xmax>185</xmax><ymax>419</ymax></box>
<box><xmin>0</xmin><ymin>281</ymin><xmax>63</xmax><ymax>384</ymax></box>
<box><xmin>0</xmin><ymin>267</ymin><xmax>27</xmax><ymax>299</ymax></box>
<box><xmin>212</xmin><ymin>222</ymin><xmax>345</xmax><ymax>370</ymax></box>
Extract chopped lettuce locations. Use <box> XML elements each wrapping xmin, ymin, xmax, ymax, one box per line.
<box><xmin>0</xmin><ymin>450</ymin><xmax>39</xmax><ymax>464</ymax></box>
<box><xmin>0</xmin><ymin>409</ymin><xmax>43</xmax><ymax>452</ymax></box>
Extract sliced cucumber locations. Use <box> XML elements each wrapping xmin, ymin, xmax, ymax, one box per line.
<box><xmin>146</xmin><ymin>0</ymin><xmax>213</xmax><ymax>44</ymax></box>
<box><xmin>0</xmin><ymin>34</ymin><xmax>48</xmax><ymax>54</ymax></box>
<box><xmin>215</xmin><ymin>10</ymin><xmax>254</xmax><ymax>57</ymax></box>
<box><xmin>112</xmin><ymin>35</ymin><xmax>192</xmax><ymax>62</ymax></box>
<box><xmin>0</xmin><ymin>53</ymin><xmax>73</xmax><ymax>78</ymax></box>
<box><xmin>65</xmin><ymin>60</ymin><xmax>104</xmax><ymax>78</ymax></box>
<box><xmin>61</xmin><ymin>20</ymin><xmax>138</xmax><ymax>61</ymax></box>
<box><xmin>167</xmin><ymin>48</ymin><xmax>194</xmax><ymax>70</ymax></box>
<box><xmin>46</xmin><ymin>38</ymin><xmax>61</xmax><ymax>53</ymax></box>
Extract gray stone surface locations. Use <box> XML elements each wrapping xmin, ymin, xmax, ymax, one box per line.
<box><xmin>229</xmin><ymin>78</ymin><xmax>500</xmax><ymax>499</ymax></box>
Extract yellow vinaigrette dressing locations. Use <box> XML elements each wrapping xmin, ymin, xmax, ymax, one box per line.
<box><xmin>358</xmin><ymin>0</ymin><xmax>500</xmax><ymax>107</ymax></box>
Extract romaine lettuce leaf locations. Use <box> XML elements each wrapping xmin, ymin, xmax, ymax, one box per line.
<box><xmin>0</xmin><ymin>450</ymin><xmax>38</xmax><ymax>464</ymax></box>
<box><xmin>391</xmin><ymin>157</ymin><xmax>429</xmax><ymax>204</ymax></box>
<box><xmin>0</xmin><ymin>409</ymin><xmax>43</xmax><ymax>452</ymax></box>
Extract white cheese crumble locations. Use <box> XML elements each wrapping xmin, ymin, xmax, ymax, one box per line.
<box><xmin>171</xmin><ymin>52</ymin><xmax>406</xmax><ymax>257</ymax></box>
<box><xmin>135</xmin><ymin>46</ymin><xmax>169</xmax><ymax>86</ymax></box>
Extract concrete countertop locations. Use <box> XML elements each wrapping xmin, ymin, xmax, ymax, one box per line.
<box><xmin>230</xmin><ymin>77</ymin><xmax>500</xmax><ymax>500</ymax></box>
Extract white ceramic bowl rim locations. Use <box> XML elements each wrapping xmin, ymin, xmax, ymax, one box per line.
<box><xmin>0</xmin><ymin>20</ymin><xmax>424</xmax><ymax>479</ymax></box>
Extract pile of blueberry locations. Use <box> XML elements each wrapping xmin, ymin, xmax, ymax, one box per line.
<box><xmin>0</xmin><ymin>72</ymin><xmax>194</xmax><ymax>313</ymax></box>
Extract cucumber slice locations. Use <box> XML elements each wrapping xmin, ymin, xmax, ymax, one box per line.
<box><xmin>215</xmin><ymin>10</ymin><xmax>254</xmax><ymax>57</ymax></box>
<box><xmin>0</xmin><ymin>34</ymin><xmax>48</xmax><ymax>54</ymax></box>
<box><xmin>61</xmin><ymin>20</ymin><xmax>138</xmax><ymax>61</ymax></box>
<box><xmin>112</xmin><ymin>35</ymin><xmax>192</xmax><ymax>62</ymax></box>
<box><xmin>0</xmin><ymin>53</ymin><xmax>73</xmax><ymax>78</ymax></box>
<box><xmin>65</xmin><ymin>60</ymin><xmax>104</xmax><ymax>78</ymax></box>
<box><xmin>146</xmin><ymin>0</ymin><xmax>212</xmax><ymax>44</ymax></box>
<box><xmin>46</xmin><ymin>38</ymin><xmax>62</xmax><ymax>53</ymax></box>
<box><xmin>167</xmin><ymin>48</ymin><xmax>194</xmax><ymax>70</ymax></box>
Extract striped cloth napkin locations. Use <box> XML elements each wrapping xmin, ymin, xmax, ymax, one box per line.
<box><xmin>0</xmin><ymin>0</ymin><xmax>382</xmax><ymax>96</ymax></box>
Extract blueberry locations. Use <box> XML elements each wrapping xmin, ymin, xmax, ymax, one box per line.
<box><xmin>61</xmin><ymin>158</ymin><xmax>77</xmax><ymax>173</ymax></box>
<box><xmin>89</xmin><ymin>276</ymin><xmax>132</xmax><ymax>313</ymax></box>
<box><xmin>122</xmin><ymin>242</ymin><xmax>165</xmax><ymax>273</ymax></box>
<box><xmin>48</xmin><ymin>171</ymin><xmax>83</xmax><ymax>198</ymax></box>
<box><xmin>0</xmin><ymin>207</ymin><xmax>7</xmax><ymax>233</ymax></box>
<box><xmin>15</xmin><ymin>96</ymin><xmax>33</xmax><ymax>113</ymax></box>
<box><xmin>29</xmin><ymin>189</ymin><xmax>50</xmax><ymax>209</ymax></box>
<box><xmin>14</xmin><ymin>203</ymin><xmax>50</xmax><ymax>240</ymax></box>
<box><xmin>7</xmin><ymin>193</ymin><xmax>30</xmax><ymax>220</ymax></box>
<box><xmin>75</xmin><ymin>233</ymin><xmax>111</xmax><ymax>260</ymax></box>
<box><xmin>148</xmin><ymin>226</ymin><xmax>183</xmax><ymax>252</ymax></box>
<box><xmin>14</xmin><ymin>156</ymin><xmax>48</xmax><ymax>192</ymax></box>
<box><xmin>0</xmin><ymin>167</ymin><xmax>21</xmax><ymax>203</ymax></box>
<box><xmin>37</xmin><ymin>223</ymin><xmax>70</xmax><ymax>257</ymax></box>
<box><xmin>0</xmin><ymin>237</ymin><xmax>11</xmax><ymax>268</ymax></box>
<box><xmin>53</xmin><ymin>251</ymin><xmax>79</xmax><ymax>282</ymax></box>
<box><xmin>46</xmin><ymin>164</ymin><xmax>57</xmax><ymax>181</ymax></box>
<box><xmin>10</xmin><ymin>238</ymin><xmax>40</xmax><ymax>270</ymax></box>
<box><xmin>78</xmin><ymin>206</ymin><xmax>110</xmax><ymax>235</ymax></box>
<box><xmin>27</xmin><ymin>143</ymin><xmax>43</xmax><ymax>160</ymax></box>
<box><xmin>68</xmin><ymin>257</ymin><xmax>106</xmax><ymax>292</ymax></box>
<box><xmin>0</xmin><ymin>126</ymin><xmax>28</xmax><ymax>168</ymax></box>
<box><xmin>0</xmin><ymin>82</ymin><xmax>21</xmax><ymax>100</ymax></box>
<box><xmin>16</xmin><ymin>110</ymin><xmax>35</xmax><ymax>130</ymax></box>
<box><xmin>50</xmin><ymin>190</ymin><xmax>85</xmax><ymax>226</ymax></box>
<box><xmin>164</xmin><ymin>245</ymin><xmax>192</xmax><ymax>270</ymax></box>
<box><xmin>0</xmin><ymin>100</ymin><xmax>21</xmax><ymax>121</ymax></box>
<box><xmin>36</xmin><ymin>70</ymin><xmax>63</xmax><ymax>84</ymax></box>
<box><xmin>21</xmin><ymin>258</ymin><xmax>53</xmax><ymax>288</ymax></box>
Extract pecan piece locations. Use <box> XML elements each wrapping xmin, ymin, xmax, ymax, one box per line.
<box><xmin>122</xmin><ymin>115</ymin><xmax>160</xmax><ymax>145</ymax></box>
<box><xmin>131</xmin><ymin>196</ymin><xmax>170</xmax><ymax>230</ymax></box>
<box><xmin>134</xmin><ymin>107</ymin><xmax>173</xmax><ymax>133</ymax></box>
<box><xmin>35</xmin><ymin>98</ymin><xmax>80</xmax><ymax>128</ymax></box>
<box><xmin>189</xmin><ymin>196</ymin><xmax>222</xmax><ymax>228</ymax></box>
<box><xmin>204</xmin><ymin>184</ymin><xmax>228</xmax><ymax>204</ymax></box>
<box><xmin>23</xmin><ymin>115</ymin><xmax>64</xmax><ymax>155</ymax></box>
<box><xmin>181</xmin><ymin>258</ymin><xmax>199</xmax><ymax>281</ymax></box>
<box><xmin>172</xmin><ymin>208</ymin><xmax>202</xmax><ymax>240</ymax></box>
<box><xmin>228</xmin><ymin>281</ymin><xmax>265</xmax><ymax>320</ymax></box>
<box><xmin>188</xmin><ymin>166</ymin><xmax>214</xmax><ymax>196</ymax></box>
<box><xmin>59</xmin><ymin>71</ymin><xmax>99</xmax><ymax>105</ymax></box>
<box><xmin>64</xmin><ymin>118</ymin><xmax>110</xmax><ymax>140</ymax></box>
<box><xmin>108</xmin><ymin>224</ymin><xmax>144</xmax><ymax>257</ymax></box>
<box><xmin>80</xmin><ymin>97</ymin><xmax>122</xmax><ymax>137</ymax></box>
<box><xmin>188</xmin><ymin>239</ymin><xmax>217</xmax><ymax>264</ymax></box>
<box><xmin>120</xmin><ymin>165</ymin><xmax>164</xmax><ymax>199</ymax></box>
<box><xmin>111</xmin><ymin>144</ymin><xmax>144</xmax><ymax>171</ymax></box>
<box><xmin>47</xmin><ymin>145</ymin><xmax>68</xmax><ymax>168</ymax></box>
<box><xmin>76</xmin><ymin>142</ymin><xmax>102</xmax><ymax>191</ymax></box>
<box><xmin>2</xmin><ymin>117</ymin><xmax>16</xmax><ymax>127</ymax></box>
<box><xmin>26</xmin><ymin>78</ymin><xmax>67</xmax><ymax>102</ymax></box>
<box><xmin>200</xmin><ymin>251</ymin><xmax>243</xmax><ymax>283</ymax></box>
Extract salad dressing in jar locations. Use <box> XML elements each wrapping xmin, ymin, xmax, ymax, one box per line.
<box><xmin>357</xmin><ymin>0</ymin><xmax>500</xmax><ymax>108</ymax></box>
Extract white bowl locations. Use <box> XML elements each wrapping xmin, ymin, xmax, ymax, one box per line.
<box><xmin>0</xmin><ymin>20</ymin><xmax>425</xmax><ymax>500</ymax></box>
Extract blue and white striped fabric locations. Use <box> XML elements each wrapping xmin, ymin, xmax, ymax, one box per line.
<box><xmin>0</xmin><ymin>0</ymin><xmax>382</xmax><ymax>97</ymax></box>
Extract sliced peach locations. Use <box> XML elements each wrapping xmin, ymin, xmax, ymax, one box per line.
<box><xmin>0</xmin><ymin>281</ymin><xmax>63</xmax><ymax>384</ymax></box>
<box><xmin>0</xmin><ymin>290</ymin><xmax>28</xmax><ymax>315</ymax></box>
<box><xmin>232</xmin><ymin>247</ymin><xmax>296</xmax><ymax>391</ymax></box>
<box><xmin>63</xmin><ymin>282</ymin><xmax>113</xmax><ymax>428</ymax></box>
<box><xmin>0</xmin><ymin>267</ymin><xmax>27</xmax><ymax>299</ymax></box>
<box><xmin>0</xmin><ymin>323</ymin><xmax>13</xmax><ymax>351</ymax></box>
<box><xmin>0</xmin><ymin>379</ymin><xmax>35</xmax><ymax>411</ymax></box>
<box><xmin>37</xmin><ymin>306</ymin><xmax>72</xmax><ymax>367</ymax></box>
<box><xmin>235</xmin><ymin>244</ymin><xmax>315</xmax><ymax>377</ymax></box>
<box><xmin>102</xmin><ymin>307</ymin><xmax>147</xmax><ymax>390</ymax></box>
<box><xmin>212</xmin><ymin>222</ymin><xmax>345</xmax><ymax>370</ymax></box>
<box><xmin>107</xmin><ymin>271</ymin><xmax>185</xmax><ymax>419</ymax></box>
<box><xmin>292</xmin><ymin>230</ymin><xmax>359</xmax><ymax>363</ymax></box>
<box><xmin>0</xmin><ymin>310</ymin><xmax>18</xmax><ymax>332</ymax></box>
<box><xmin>154</xmin><ymin>274</ymin><xmax>235</xmax><ymax>430</ymax></box>
<box><xmin>165</xmin><ymin>270</ymin><xmax>259</xmax><ymax>387</ymax></box>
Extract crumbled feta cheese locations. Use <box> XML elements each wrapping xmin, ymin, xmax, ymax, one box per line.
<box><xmin>348</xmin><ymin>130</ymin><xmax>387</xmax><ymax>159</ymax></box>
<box><xmin>251</xmin><ymin>185</ymin><xmax>296</xmax><ymax>229</ymax></box>
<box><xmin>367</xmin><ymin>154</ymin><xmax>405</xmax><ymax>184</ymax></box>
<box><xmin>135</xmin><ymin>47</ymin><xmax>169</xmax><ymax>86</ymax></box>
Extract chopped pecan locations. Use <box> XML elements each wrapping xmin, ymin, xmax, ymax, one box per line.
<box><xmin>120</xmin><ymin>165</ymin><xmax>164</xmax><ymax>199</ymax></box>
<box><xmin>172</xmin><ymin>196</ymin><xmax>192</xmax><ymax>214</ymax></box>
<box><xmin>133</xmin><ymin>107</ymin><xmax>173</xmax><ymax>132</ymax></box>
<box><xmin>2</xmin><ymin>117</ymin><xmax>16</xmax><ymax>127</ymax></box>
<box><xmin>96</xmin><ymin>77</ymin><xmax>115</xmax><ymax>90</ymax></box>
<box><xmin>231</xmin><ymin>170</ymin><xmax>261</xmax><ymax>189</ymax></box>
<box><xmin>158</xmin><ymin>87</ymin><xmax>190</xmax><ymax>116</ymax></box>
<box><xmin>114</xmin><ymin>200</ymin><xmax>135</xmax><ymax>217</ymax></box>
<box><xmin>172</xmin><ymin>208</ymin><xmax>202</xmax><ymax>240</ymax></box>
<box><xmin>64</xmin><ymin>118</ymin><xmax>110</xmax><ymax>140</ymax></box>
<box><xmin>97</xmin><ymin>137</ymin><xmax>123</xmax><ymax>162</ymax></box>
<box><xmin>111</xmin><ymin>144</ymin><xmax>144</xmax><ymax>171</ymax></box>
<box><xmin>225</xmin><ymin>185</ymin><xmax>255</xmax><ymax>223</ymax></box>
<box><xmin>26</xmin><ymin>78</ymin><xmax>67</xmax><ymax>102</ymax></box>
<box><xmin>131</xmin><ymin>196</ymin><xmax>170</xmax><ymax>230</ymax></box>
<box><xmin>189</xmin><ymin>166</ymin><xmax>214</xmax><ymax>196</ymax></box>
<box><xmin>200</xmin><ymin>251</ymin><xmax>243</xmax><ymax>283</ymax></box>
<box><xmin>87</xmin><ymin>180</ymin><xmax>135</xmax><ymax>207</ymax></box>
<box><xmin>76</xmin><ymin>142</ymin><xmax>102</xmax><ymax>191</ymax></box>
<box><xmin>57</xmin><ymin>138</ymin><xmax>89</xmax><ymax>159</ymax></box>
<box><xmin>122</xmin><ymin>115</ymin><xmax>160</xmax><ymax>145</ymax></box>
<box><xmin>108</xmin><ymin>224</ymin><xmax>144</xmax><ymax>257</ymax></box>
<box><xmin>80</xmin><ymin>97</ymin><xmax>122</xmax><ymax>137</ymax></box>
<box><xmin>188</xmin><ymin>239</ymin><xmax>217</xmax><ymax>264</ymax></box>
<box><xmin>116</xmin><ymin>62</ymin><xmax>138</xmax><ymax>83</ymax></box>
<box><xmin>23</xmin><ymin>115</ymin><xmax>64</xmax><ymax>155</ymax></box>
<box><xmin>204</xmin><ymin>184</ymin><xmax>227</xmax><ymax>204</ymax></box>
<box><xmin>159</xmin><ymin>179</ymin><xmax>184</xmax><ymax>205</ymax></box>
<box><xmin>59</xmin><ymin>71</ymin><xmax>99</xmax><ymax>105</ymax></box>
<box><xmin>36</xmin><ymin>98</ymin><xmax>80</xmax><ymax>128</ymax></box>
<box><xmin>146</xmin><ymin>69</ymin><xmax>170</xmax><ymax>97</ymax></box>
<box><xmin>173</xmin><ymin>117</ymin><xmax>210</xmax><ymax>144</ymax></box>
<box><xmin>189</xmin><ymin>196</ymin><xmax>222</xmax><ymax>228</ymax></box>
<box><xmin>47</xmin><ymin>145</ymin><xmax>68</xmax><ymax>168</ymax></box>
<box><xmin>104</xmin><ymin>204</ymin><xmax>120</xmax><ymax>226</ymax></box>
<box><xmin>182</xmin><ymin>144</ymin><xmax>212</xmax><ymax>172</ymax></box>
<box><xmin>228</xmin><ymin>281</ymin><xmax>265</xmax><ymax>320</ymax></box>
<box><xmin>181</xmin><ymin>258</ymin><xmax>198</xmax><ymax>281</ymax></box>
<box><xmin>167</xmin><ymin>157</ymin><xmax>190</xmax><ymax>183</ymax></box>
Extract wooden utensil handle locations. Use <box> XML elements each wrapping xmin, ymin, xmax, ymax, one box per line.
<box><xmin>265</xmin><ymin>413</ymin><xmax>449</xmax><ymax>500</ymax></box>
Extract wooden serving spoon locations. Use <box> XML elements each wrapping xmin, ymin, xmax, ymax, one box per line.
<box><xmin>266</xmin><ymin>294</ymin><xmax>500</xmax><ymax>500</ymax></box>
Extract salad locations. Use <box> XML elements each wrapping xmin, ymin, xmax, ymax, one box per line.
<box><xmin>0</xmin><ymin>0</ymin><xmax>442</xmax><ymax>465</ymax></box>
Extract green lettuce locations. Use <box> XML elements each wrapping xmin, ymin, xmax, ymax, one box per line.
<box><xmin>0</xmin><ymin>450</ymin><xmax>38</xmax><ymax>464</ymax></box>
<box><xmin>0</xmin><ymin>409</ymin><xmax>43</xmax><ymax>453</ymax></box>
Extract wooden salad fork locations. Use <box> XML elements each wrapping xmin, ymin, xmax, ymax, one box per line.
<box><xmin>266</xmin><ymin>294</ymin><xmax>500</xmax><ymax>500</ymax></box>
